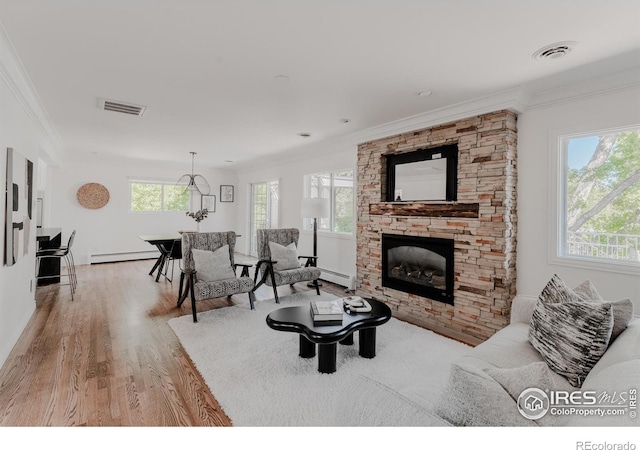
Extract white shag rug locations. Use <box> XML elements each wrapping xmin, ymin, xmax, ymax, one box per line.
<box><xmin>168</xmin><ymin>291</ymin><xmax>472</xmax><ymax>426</ymax></box>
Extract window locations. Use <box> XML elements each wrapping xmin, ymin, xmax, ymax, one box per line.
<box><xmin>249</xmin><ymin>180</ymin><xmax>279</xmax><ymax>255</ymax></box>
<box><xmin>558</xmin><ymin>126</ymin><xmax>640</xmax><ymax>268</ymax></box>
<box><xmin>304</xmin><ymin>169</ymin><xmax>354</xmax><ymax>234</ymax></box>
<box><xmin>130</xmin><ymin>180</ymin><xmax>190</xmax><ymax>212</ymax></box>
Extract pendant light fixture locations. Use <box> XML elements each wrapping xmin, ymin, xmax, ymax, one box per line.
<box><xmin>177</xmin><ymin>152</ymin><xmax>210</xmax><ymax>195</ymax></box>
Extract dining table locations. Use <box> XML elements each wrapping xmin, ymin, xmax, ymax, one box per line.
<box><xmin>139</xmin><ymin>233</ymin><xmax>182</xmax><ymax>282</ymax></box>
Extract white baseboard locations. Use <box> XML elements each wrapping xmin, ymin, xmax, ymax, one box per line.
<box><xmin>90</xmin><ymin>250</ymin><xmax>159</xmax><ymax>264</ymax></box>
<box><xmin>318</xmin><ymin>268</ymin><xmax>355</xmax><ymax>290</ymax></box>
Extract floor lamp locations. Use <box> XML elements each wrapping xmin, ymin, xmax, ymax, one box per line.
<box><xmin>301</xmin><ymin>198</ymin><xmax>330</xmax><ymax>287</ymax></box>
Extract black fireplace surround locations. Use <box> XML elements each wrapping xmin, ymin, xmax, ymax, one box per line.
<box><xmin>381</xmin><ymin>234</ymin><xmax>454</xmax><ymax>305</ymax></box>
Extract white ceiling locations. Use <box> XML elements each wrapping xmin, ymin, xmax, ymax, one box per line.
<box><xmin>1</xmin><ymin>0</ymin><xmax>639</xmax><ymax>169</ymax></box>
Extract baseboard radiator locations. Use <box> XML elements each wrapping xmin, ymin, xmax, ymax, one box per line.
<box><xmin>90</xmin><ymin>250</ymin><xmax>159</xmax><ymax>264</ymax></box>
<box><xmin>318</xmin><ymin>268</ymin><xmax>355</xmax><ymax>290</ymax></box>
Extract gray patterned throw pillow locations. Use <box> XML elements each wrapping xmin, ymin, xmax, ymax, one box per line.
<box><xmin>192</xmin><ymin>246</ymin><xmax>236</xmax><ymax>282</ymax></box>
<box><xmin>538</xmin><ymin>274</ymin><xmax>583</xmax><ymax>304</ymax></box>
<box><xmin>529</xmin><ymin>301</ymin><xmax>613</xmax><ymax>388</ymax></box>
<box><xmin>268</xmin><ymin>242</ymin><xmax>301</xmax><ymax>270</ymax></box>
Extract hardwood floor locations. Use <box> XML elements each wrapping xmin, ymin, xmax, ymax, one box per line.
<box><xmin>0</xmin><ymin>258</ymin><xmax>349</xmax><ymax>426</ymax></box>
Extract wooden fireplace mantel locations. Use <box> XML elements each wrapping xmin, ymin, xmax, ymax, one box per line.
<box><xmin>369</xmin><ymin>202</ymin><xmax>479</xmax><ymax>218</ymax></box>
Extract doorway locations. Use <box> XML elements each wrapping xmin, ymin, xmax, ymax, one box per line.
<box><xmin>249</xmin><ymin>180</ymin><xmax>279</xmax><ymax>256</ymax></box>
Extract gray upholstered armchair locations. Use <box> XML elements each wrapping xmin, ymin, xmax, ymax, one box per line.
<box><xmin>178</xmin><ymin>231</ymin><xmax>255</xmax><ymax>322</ymax></box>
<box><xmin>253</xmin><ymin>228</ymin><xmax>321</xmax><ymax>305</ymax></box>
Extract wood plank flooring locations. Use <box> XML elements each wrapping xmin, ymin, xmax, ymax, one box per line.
<box><xmin>0</xmin><ymin>258</ymin><xmax>349</xmax><ymax>426</ymax></box>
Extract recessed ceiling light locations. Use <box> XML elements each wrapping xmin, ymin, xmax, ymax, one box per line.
<box><xmin>532</xmin><ymin>41</ymin><xmax>577</xmax><ymax>60</ymax></box>
<box><xmin>417</xmin><ymin>90</ymin><xmax>433</xmax><ymax>98</ymax></box>
<box><xmin>339</xmin><ymin>118</ymin><xmax>351</xmax><ymax>124</ymax></box>
<box><xmin>225</xmin><ymin>160</ymin><xmax>234</xmax><ymax>163</ymax></box>
<box><xmin>274</xmin><ymin>74</ymin><xmax>290</xmax><ymax>82</ymax></box>
<box><xmin>298</xmin><ymin>132</ymin><xmax>312</xmax><ymax>138</ymax></box>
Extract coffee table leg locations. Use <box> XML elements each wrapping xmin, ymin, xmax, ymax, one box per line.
<box><xmin>299</xmin><ymin>335</ymin><xmax>316</xmax><ymax>358</ymax></box>
<box><xmin>318</xmin><ymin>343</ymin><xmax>337</xmax><ymax>374</ymax></box>
<box><xmin>340</xmin><ymin>332</ymin><xmax>354</xmax><ymax>345</ymax></box>
<box><xmin>359</xmin><ymin>328</ymin><xmax>377</xmax><ymax>358</ymax></box>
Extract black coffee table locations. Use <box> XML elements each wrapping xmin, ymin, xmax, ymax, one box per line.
<box><xmin>266</xmin><ymin>298</ymin><xmax>392</xmax><ymax>374</ymax></box>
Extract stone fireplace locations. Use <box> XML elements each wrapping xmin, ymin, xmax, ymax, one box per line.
<box><xmin>356</xmin><ymin>110</ymin><xmax>517</xmax><ymax>345</ymax></box>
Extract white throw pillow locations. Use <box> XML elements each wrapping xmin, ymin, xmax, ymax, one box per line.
<box><xmin>191</xmin><ymin>246</ymin><xmax>236</xmax><ymax>282</ymax></box>
<box><xmin>268</xmin><ymin>242</ymin><xmax>301</xmax><ymax>270</ymax></box>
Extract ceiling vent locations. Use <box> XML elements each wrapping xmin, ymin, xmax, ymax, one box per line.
<box><xmin>532</xmin><ymin>41</ymin><xmax>577</xmax><ymax>60</ymax></box>
<box><xmin>98</xmin><ymin>98</ymin><xmax>147</xmax><ymax>117</ymax></box>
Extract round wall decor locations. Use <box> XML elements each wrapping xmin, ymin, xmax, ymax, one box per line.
<box><xmin>77</xmin><ymin>183</ymin><xmax>110</xmax><ymax>209</ymax></box>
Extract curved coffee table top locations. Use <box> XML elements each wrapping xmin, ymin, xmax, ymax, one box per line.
<box><xmin>266</xmin><ymin>298</ymin><xmax>391</xmax><ymax>344</ymax></box>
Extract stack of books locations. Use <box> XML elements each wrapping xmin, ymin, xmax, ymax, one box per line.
<box><xmin>310</xmin><ymin>300</ymin><xmax>344</xmax><ymax>326</ymax></box>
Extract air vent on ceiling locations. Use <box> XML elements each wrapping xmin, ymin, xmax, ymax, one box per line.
<box><xmin>98</xmin><ymin>98</ymin><xmax>147</xmax><ymax>117</ymax></box>
<box><xmin>532</xmin><ymin>41</ymin><xmax>577</xmax><ymax>60</ymax></box>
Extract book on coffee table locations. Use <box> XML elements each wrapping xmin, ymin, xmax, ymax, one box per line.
<box><xmin>310</xmin><ymin>300</ymin><xmax>343</xmax><ymax>325</ymax></box>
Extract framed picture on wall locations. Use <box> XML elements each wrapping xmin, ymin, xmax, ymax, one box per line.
<box><xmin>201</xmin><ymin>194</ymin><xmax>216</xmax><ymax>212</ymax></box>
<box><xmin>220</xmin><ymin>185</ymin><xmax>234</xmax><ymax>202</ymax></box>
<box><xmin>5</xmin><ymin>147</ymin><xmax>34</xmax><ymax>266</ymax></box>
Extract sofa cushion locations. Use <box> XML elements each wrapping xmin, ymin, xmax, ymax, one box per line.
<box><xmin>586</xmin><ymin>319</ymin><xmax>640</xmax><ymax>380</ymax></box>
<box><xmin>434</xmin><ymin>363</ymin><xmax>538</xmax><ymax>426</ymax></box>
<box><xmin>268</xmin><ymin>242</ymin><xmax>301</xmax><ymax>270</ymax></box>
<box><xmin>334</xmin><ymin>375</ymin><xmax>452</xmax><ymax>426</ymax></box>
<box><xmin>570</xmin><ymin>359</ymin><xmax>640</xmax><ymax>427</ymax></box>
<box><xmin>192</xmin><ymin>246</ymin><xmax>235</xmax><ymax>282</ymax></box>
<box><xmin>485</xmin><ymin>362</ymin><xmax>561</xmax><ymax>426</ymax></box>
<box><xmin>529</xmin><ymin>301</ymin><xmax>613</xmax><ymax>387</ymax></box>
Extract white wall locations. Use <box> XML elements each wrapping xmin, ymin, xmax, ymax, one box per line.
<box><xmin>0</xmin><ymin>76</ymin><xmax>41</xmax><ymax>367</ymax></box>
<box><xmin>517</xmin><ymin>86</ymin><xmax>640</xmax><ymax>311</ymax></box>
<box><xmin>236</xmin><ymin>144</ymin><xmax>357</xmax><ymax>281</ymax></box>
<box><xmin>49</xmin><ymin>158</ymin><xmax>238</xmax><ymax>265</ymax></box>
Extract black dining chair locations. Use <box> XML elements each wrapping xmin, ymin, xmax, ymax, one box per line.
<box><xmin>35</xmin><ymin>230</ymin><xmax>77</xmax><ymax>300</ymax></box>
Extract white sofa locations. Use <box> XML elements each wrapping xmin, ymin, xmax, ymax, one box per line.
<box><xmin>336</xmin><ymin>295</ymin><xmax>639</xmax><ymax>426</ymax></box>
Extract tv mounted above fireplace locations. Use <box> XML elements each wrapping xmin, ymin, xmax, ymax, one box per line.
<box><xmin>385</xmin><ymin>144</ymin><xmax>458</xmax><ymax>202</ymax></box>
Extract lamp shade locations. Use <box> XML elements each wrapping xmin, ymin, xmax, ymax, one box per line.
<box><xmin>301</xmin><ymin>198</ymin><xmax>330</xmax><ymax>218</ymax></box>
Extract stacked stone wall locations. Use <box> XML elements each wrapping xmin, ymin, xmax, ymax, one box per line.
<box><xmin>356</xmin><ymin>110</ymin><xmax>518</xmax><ymax>344</ymax></box>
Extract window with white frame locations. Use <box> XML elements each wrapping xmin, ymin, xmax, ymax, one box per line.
<box><xmin>304</xmin><ymin>169</ymin><xmax>354</xmax><ymax>234</ymax></box>
<box><xmin>130</xmin><ymin>180</ymin><xmax>190</xmax><ymax>212</ymax></box>
<box><xmin>558</xmin><ymin>126</ymin><xmax>640</xmax><ymax>267</ymax></box>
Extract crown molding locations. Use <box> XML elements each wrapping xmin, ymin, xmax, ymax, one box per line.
<box><xmin>524</xmin><ymin>65</ymin><xmax>640</xmax><ymax>111</ymax></box>
<box><xmin>0</xmin><ymin>22</ymin><xmax>63</xmax><ymax>165</ymax></box>
<box><xmin>235</xmin><ymin>87</ymin><xmax>527</xmax><ymax>173</ymax></box>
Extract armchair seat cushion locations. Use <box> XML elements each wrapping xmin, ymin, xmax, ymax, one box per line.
<box><xmin>265</xmin><ymin>266</ymin><xmax>321</xmax><ymax>286</ymax></box>
<box><xmin>194</xmin><ymin>276</ymin><xmax>255</xmax><ymax>301</ymax></box>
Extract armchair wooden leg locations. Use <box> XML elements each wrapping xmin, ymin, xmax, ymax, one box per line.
<box><xmin>248</xmin><ymin>290</ymin><xmax>256</xmax><ymax>310</ymax></box>
<box><xmin>269</xmin><ymin>269</ymin><xmax>279</xmax><ymax>303</ymax></box>
<box><xmin>314</xmin><ymin>279</ymin><xmax>320</xmax><ymax>295</ymax></box>
<box><xmin>177</xmin><ymin>272</ymin><xmax>185</xmax><ymax>306</ymax></box>
<box><xmin>177</xmin><ymin>273</ymin><xmax>190</xmax><ymax>307</ymax></box>
<box><xmin>189</xmin><ymin>273</ymin><xmax>198</xmax><ymax>323</ymax></box>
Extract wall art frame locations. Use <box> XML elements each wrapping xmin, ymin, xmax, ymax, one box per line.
<box><xmin>220</xmin><ymin>185</ymin><xmax>234</xmax><ymax>202</ymax></box>
<box><xmin>5</xmin><ymin>147</ymin><xmax>34</xmax><ymax>266</ymax></box>
<box><xmin>201</xmin><ymin>194</ymin><xmax>216</xmax><ymax>212</ymax></box>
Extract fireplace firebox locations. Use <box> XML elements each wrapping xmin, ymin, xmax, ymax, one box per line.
<box><xmin>381</xmin><ymin>234</ymin><xmax>454</xmax><ymax>305</ymax></box>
